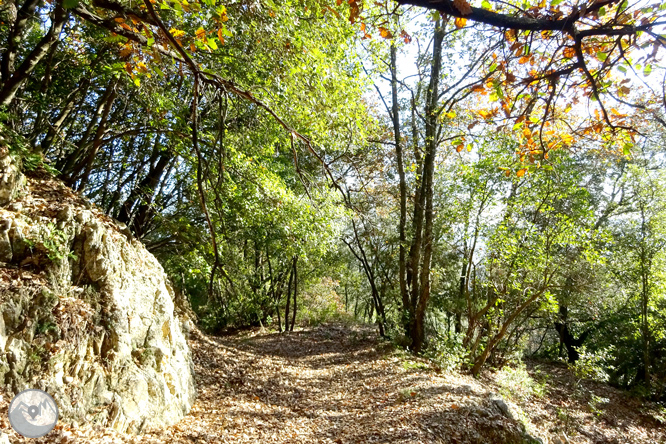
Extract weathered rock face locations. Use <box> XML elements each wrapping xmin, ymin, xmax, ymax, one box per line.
<box><xmin>0</xmin><ymin>145</ymin><xmax>24</xmax><ymax>207</ymax></box>
<box><xmin>0</xmin><ymin>150</ymin><xmax>195</xmax><ymax>433</ymax></box>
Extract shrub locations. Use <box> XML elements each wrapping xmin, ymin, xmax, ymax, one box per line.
<box><xmin>423</xmin><ymin>333</ymin><xmax>466</xmax><ymax>372</ymax></box>
<box><xmin>569</xmin><ymin>346</ymin><xmax>612</xmax><ymax>383</ymax></box>
<box><xmin>495</xmin><ymin>362</ymin><xmax>547</xmax><ymax>402</ymax></box>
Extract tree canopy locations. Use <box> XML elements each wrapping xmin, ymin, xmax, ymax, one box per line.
<box><xmin>2</xmin><ymin>0</ymin><xmax>666</xmax><ymax>398</ymax></box>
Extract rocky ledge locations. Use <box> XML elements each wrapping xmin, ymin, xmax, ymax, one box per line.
<box><xmin>0</xmin><ymin>148</ymin><xmax>195</xmax><ymax>434</ymax></box>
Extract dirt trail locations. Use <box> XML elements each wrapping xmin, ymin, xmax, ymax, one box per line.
<box><xmin>2</xmin><ymin>324</ymin><xmax>664</xmax><ymax>444</ymax></box>
<box><xmin>1</xmin><ymin>324</ymin><xmax>525</xmax><ymax>443</ymax></box>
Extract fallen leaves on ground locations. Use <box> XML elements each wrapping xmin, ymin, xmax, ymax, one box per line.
<box><xmin>2</xmin><ymin>324</ymin><xmax>664</xmax><ymax>443</ymax></box>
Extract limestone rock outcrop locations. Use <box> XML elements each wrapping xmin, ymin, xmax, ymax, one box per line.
<box><xmin>0</xmin><ymin>149</ymin><xmax>195</xmax><ymax>433</ymax></box>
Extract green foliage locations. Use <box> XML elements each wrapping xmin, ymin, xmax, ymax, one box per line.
<box><xmin>569</xmin><ymin>346</ymin><xmax>611</xmax><ymax>383</ymax></box>
<box><xmin>297</xmin><ymin>277</ymin><xmax>350</xmax><ymax>327</ymax></box>
<box><xmin>0</xmin><ymin>123</ymin><xmax>58</xmax><ymax>175</ymax></box>
<box><xmin>35</xmin><ymin>320</ymin><xmax>59</xmax><ymax>336</ymax></box>
<box><xmin>423</xmin><ymin>333</ymin><xmax>466</xmax><ymax>372</ymax></box>
<box><xmin>29</xmin><ymin>222</ymin><xmax>77</xmax><ymax>264</ymax></box>
<box><xmin>495</xmin><ymin>362</ymin><xmax>547</xmax><ymax>402</ymax></box>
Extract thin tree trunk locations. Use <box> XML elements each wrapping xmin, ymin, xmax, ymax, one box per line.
<box><xmin>390</xmin><ymin>44</ymin><xmax>409</xmax><ymax>335</ymax></box>
<box><xmin>76</xmin><ymin>79</ymin><xmax>118</xmax><ymax>191</ymax></box>
<box><xmin>0</xmin><ymin>3</ymin><xmax>67</xmax><ymax>107</ymax></box>
<box><xmin>1</xmin><ymin>0</ymin><xmax>41</xmax><ymax>83</ymax></box>
<box><xmin>411</xmin><ymin>21</ymin><xmax>444</xmax><ymax>353</ymax></box>
<box><xmin>290</xmin><ymin>257</ymin><xmax>297</xmax><ymax>332</ymax></box>
<box><xmin>284</xmin><ymin>263</ymin><xmax>294</xmax><ymax>332</ymax></box>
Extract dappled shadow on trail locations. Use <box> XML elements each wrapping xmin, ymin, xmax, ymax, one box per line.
<box><xmin>7</xmin><ymin>323</ymin><xmax>664</xmax><ymax>444</ymax></box>
<box><xmin>133</xmin><ymin>323</ymin><xmax>531</xmax><ymax>444</ymax></box>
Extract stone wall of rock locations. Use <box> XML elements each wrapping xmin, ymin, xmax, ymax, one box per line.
<box><xmin>0</xmin><ymin>150</ymin><xmax>196</xmax><ymax>434</ymax></box>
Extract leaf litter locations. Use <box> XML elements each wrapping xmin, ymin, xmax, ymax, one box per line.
<box><xmin>0</xmin><ymin>323</ymin><xmax>663</xmax><ymax>443</ymax></box>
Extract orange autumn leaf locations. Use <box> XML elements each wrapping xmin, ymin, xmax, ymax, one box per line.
<box><xmin>454</xmin><ymin>17</ymin><xmax>467</xmax><ymax>28</ymax></box>
<box><xmin>218</xmin><ymin>28</ymin><xmax>225</xmax><ymax>44</ymax></box>
<box><xmin>517</xmin><ymin>169</ymin><xmax>526</xmax><ymax>177</ymax></box>
<box><xmin>518</xmin><ymin>55</ymin><xmax>530</xmax><ymax>64</ymax></box>
<box><xmin>563</xmin><ymin>47</ymin><xmax>576</xmax><ymax>58</ymax></box>
<box><xmin>456</xmin><ymin>144</ymin><xmax>464</xmax><ymax>152</ymax></box>
<box><xmin>379</xmin><ymin>27</ymin><xmax>393</xmax><ymax>39</ymax></box>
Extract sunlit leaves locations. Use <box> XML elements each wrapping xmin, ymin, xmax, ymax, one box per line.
<box><xmin>454</xmin><ymin>17</ymin><xmax>467</xmax><ymax>28</ymax></box>
<box><xmin>170</xmin><ymin>28</ymin><xmax>186</xmax><ymax>38</ymax></box>
<box><xmin>563</xmin><ymin>47</ymin><xmax>575</xmax><ymax>58</ymax></box>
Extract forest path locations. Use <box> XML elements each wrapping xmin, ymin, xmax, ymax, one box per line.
<box><xmin>132</xmin><ymin>323</ymin><xmax>524</xmax><ymax>444</ymax></box>
<box><xmin>9</xmin><ymin>323</ymin><xmax>664</xmax><ymax>444</ymax></box>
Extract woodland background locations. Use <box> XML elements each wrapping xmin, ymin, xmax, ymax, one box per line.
<box><xmin>1</xmin><ymin>0</ymin><xmax>666</xmax><ymax>403</ymax></box>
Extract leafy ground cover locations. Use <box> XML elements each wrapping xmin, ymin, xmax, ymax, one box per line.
<box><xmin>1</xmin><ymin>324</ymin><xmax>664</xmax><ymax>443</ymax></box>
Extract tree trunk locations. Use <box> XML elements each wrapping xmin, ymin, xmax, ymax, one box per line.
<box><xmin>0</xmin><ymin>3</ymin><xmax>68</xmax><ymax>107</ymax></box>
<box><xmin>284</xmin><ymin>263</ymin><xmax>293</xmax><ymax>332</ymax></box>
<box><xmin>75</xmin><ymin>79</ymin><xmax>118</xmax><ymax>191</ymax></box>
<box><xmin>290</xmin><ymin>257</ymin><xmax>297</xmax><ymax>332</ymax></box>
<box><xmin>390</xmin><ymin>44</ymin><xmax>410</xmax><ymax>335</ymax></box>
<box><xmin>1</xmin><ymin>0</ymin><xmax>41</xmax><ymax>83</ymax></box>
<box><xmin>410</xmin><ymin>21</ymin><xmax>444</xmax><ymax>353</ymax></box>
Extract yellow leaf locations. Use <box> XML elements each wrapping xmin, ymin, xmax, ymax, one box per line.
<box><xmin>522</xmin><ymin>128</ymin><xmax>531</xmax><ymax>138</ymax></box>
<box><xmin>454</xmin><ymin>17</ymin><xmax>467</xmax><ymax>28</ymax></box>
<box><xmin>195</xmin><ymin>27</ymin><xmax>206</xmax><ymax>40</ymax></box>
<box><xmin>170</xmin><ymin>28</ymin><xmax>186</xmax><ymax>38</ymax></box>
